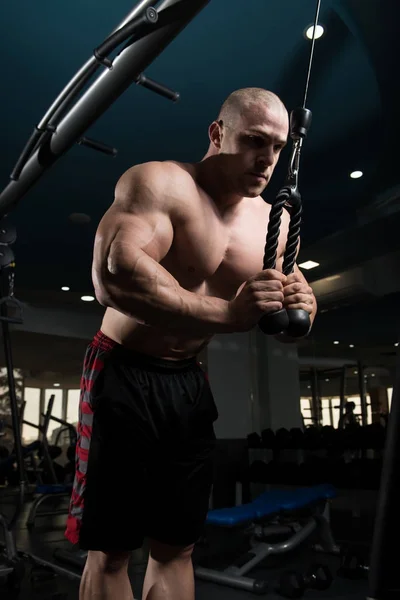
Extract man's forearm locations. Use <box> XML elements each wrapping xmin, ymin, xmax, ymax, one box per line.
<box><xmin>98</xmin><ymin>254</ymin><xmax>234</xmax><ymax>335</ymax></box>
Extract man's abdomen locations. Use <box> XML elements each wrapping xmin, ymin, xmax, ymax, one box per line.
<box><xmin>100</xmin><ymin>307</ymin><xmax>212</xmax><ymax>360</ymax></box>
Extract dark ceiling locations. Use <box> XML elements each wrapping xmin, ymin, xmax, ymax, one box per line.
<box><xmin>1</xmin><ymin>0</ymin><xmax>399</xmax><ymax>364</ymax></box>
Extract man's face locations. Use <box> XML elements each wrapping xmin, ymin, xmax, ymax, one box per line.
<box><xmin>218</xmin><ymin>102</ymin><xmax>289</xmax><ymax>197</ymax></box>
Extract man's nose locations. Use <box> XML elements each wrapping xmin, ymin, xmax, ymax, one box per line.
<box><xmin>257</xmin><ymin>149</ymin><xmax>275</xmax><ymax>168</ymax></box>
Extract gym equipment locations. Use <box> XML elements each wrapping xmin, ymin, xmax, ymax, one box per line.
<box><xmin>338</xmin><ymin>545</ymin><xmax>369</xmax><ymax>580</ymax></box>
<box><xmin>0</xmin><ymin>219</ymin><xmax>26</xmax><ymax>592</ymax></box>
<box><xmin>0</xmin><ymin>217</ymin><xmax>76</xmax><ymax>597</ymax></box>
<box><xmin>247</xmin><ymin>432</ymin><xmax>262</xmax><ymax>448</ymax></box>
<box><xmin>261</xmin><ymin>428</ymin><xmax>275</xmax><ymax>448</ymax></box>
<box><xmin>23</xmin><ymin>395</ymin><xmax>74</xmax><ymax>529</ymax></box>
<box><xmin>0</xmin><ymin>0</ymin><xmax>211</xmax><ymax>216</ymax></box>
<box><xmin>258</xmin><ymin>0</ymin><xmax>322</xmax><ymax>338</ymax></box>
<box><xmin>277</xmin><ymin>563</ymin><xmax>333</xmax><ymax>598</ymax></box>
<box><xmin>195</xmin><ymin>483</ymin><xmax>338</xmax><ymax>594</ymax></box>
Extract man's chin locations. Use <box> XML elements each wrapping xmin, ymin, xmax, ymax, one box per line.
<box><xmin>244</xmin><ymin>183</ymin><xmax>268</xmax><ymax>197</ymax></box>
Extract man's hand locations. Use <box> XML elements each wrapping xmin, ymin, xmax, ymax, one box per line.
<box><xmin>283</xmin><ymin>271</ymin><xmax>315</xmax><ymax>315</ymax></box>
<box><xmin>228</xmin><ymin>269</ymin><xmax>287</xmax><ymax>332</ymax></box>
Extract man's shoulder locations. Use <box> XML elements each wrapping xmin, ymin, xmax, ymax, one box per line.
<box><xmin>118</xmin><ymin>160</ymin><xmax>196</xmax><ymax>191</ymax></box>
<box><xmin>114</xmin><ymin>160</ymin><xmax>197</xmax><ymax>212</ymax></box>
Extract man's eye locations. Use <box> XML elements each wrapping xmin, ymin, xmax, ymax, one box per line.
<box><xmin>246</xmin><ymin>135</ymin><xmax>263</xmax><ymax>146</ymax></box>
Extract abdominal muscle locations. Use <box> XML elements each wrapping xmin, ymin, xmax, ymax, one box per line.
<box><xmin>100</xmin><ymin>307</ymin><xmax>214</xmax><ymax>360</ymax></box>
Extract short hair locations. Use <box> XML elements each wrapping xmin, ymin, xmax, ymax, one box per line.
<box><xmin>217</xmin><ymin>87</ymin><xmax>287</xmax><ymax>128</ymax></box>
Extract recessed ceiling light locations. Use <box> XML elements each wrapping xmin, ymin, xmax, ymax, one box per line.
<box><xmin>299</xmin><ymin>260</ymin><xmax>320</xmax><ymax>270</ymax></box>
<box><xmin>81</xmin><ymin>295</ymin><xmax>95</xmax><ymax>302</ymax></box>
<box><xmin>325</xmin><ymin>378</ymin><xmax>330</xmax><ymax>382</ymax></box>
<box><xmin>307</xmin><ymin>385</ymin><xmax>311</xmax><ymax>389</ymax></box>
<box><xmin>333</xmin><ymin>341</ymin><xmax>339</xmax><ymax>345</ymax></box>
<box><xmin>350</xmin><ymin>170</ymin><xmax>363</xmax><ymax>179</ymax></box>
<box><xmin>54</xmin><ymin>383</ymin><xmax>60</xmax><ymax>387</ymax></box>
<box><xmin>354</xmin><ymin>370</ymin><xmax>358</xmax><ymax>375</ymax></box>
<box><xmin>371</xmin><ymin>373</ymin><xmax>375</xmax><ymax>377</ymax></box>
<box><xmin>61</xmin><ymin>286</ymin><xmax>70</xmax><ymax>291</ymax></box>
<box><xmin>305</xmin><ymin>24</ymin><xmax>324</xmax><ymax>40</ymax></box>
<box><xmin>349</xmin><ymin>344</ymin><xmax>354</xmax><ymax>348</ymax></box>
<box><xmin>395</xmin><ymin>342</ymin><xmax>399</xmax><ymax>347</ymax></box>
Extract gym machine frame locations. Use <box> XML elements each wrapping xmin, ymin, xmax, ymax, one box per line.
<box><xmin>0</xmin><ymin>0</ymin><xmax>211</xmax><ymax>216</ymax></box>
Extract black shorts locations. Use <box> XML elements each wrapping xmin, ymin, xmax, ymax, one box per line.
<box><xmin>66</xmin><ymin>331</ymin><xmax>218</xmax><ymax>552</ymax></box>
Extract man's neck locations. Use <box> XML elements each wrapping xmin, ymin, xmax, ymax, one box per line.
<box><xmin>194</xmin><ymin>157</ymin><xmax>243</xmax><ymax>212</ymax></box>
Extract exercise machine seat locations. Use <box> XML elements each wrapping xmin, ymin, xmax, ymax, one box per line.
<box><xmin>35</xmin><ymin>483</ymin><xmax>73</xmax><ymax>494</ymax></box>
<box><xmin>206</xmin><ymin>484</ymin><xmax>336</xmax><ymax>527</ymax></box>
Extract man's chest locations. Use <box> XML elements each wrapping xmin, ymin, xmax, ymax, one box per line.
<box><xmin>162</xmin><ymin>199</ymin><xmax>289</xmax><ymax>298</ymax></box>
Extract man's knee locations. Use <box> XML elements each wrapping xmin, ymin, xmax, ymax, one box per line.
<box><xmin>149</xmin><ymin>539</ymin><xmax>195</xmax><ymax>564</ymax></box>
<box><xmin>86</xmin><ymin>550</ymin><xmax>131</xmax><ymax>574</ymax></box>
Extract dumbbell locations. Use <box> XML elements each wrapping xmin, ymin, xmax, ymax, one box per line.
<box><xmin>277</xmin><ymin>563</ymin><xmax>333</xmax><ymax>598</ymax></box>
<box><xmin>337</xmin><ymin>546</ymin><xmax>369</xmax><ymax>580</ymax></box>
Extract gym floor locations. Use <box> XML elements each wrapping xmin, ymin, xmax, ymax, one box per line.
<box><xmin>0</xmin><ymin>489</ymin><xmax>373</xmax><ymax>600</ymax></box>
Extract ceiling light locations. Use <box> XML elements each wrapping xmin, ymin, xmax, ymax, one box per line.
<box><xmin>61</xmin><ymin>286</ymin><xmax>70</xmax><ymax>291</ymax></box>
<box><xmin>395</xmin><ymin>342</ymin><xmax>399</xmax><ymax>347</ymax></box>
<box><xmin>354</xmin><ymin>370</ymin><xmax>358</xmax><ymax>375</ymax></box>
<box><xmin>54</xmin><ymin>383</ymin><xmax>60</xmax><ymax>387</ymax></box>
<box><xmin>81</xmin><ymin>295</ymin><xmax>95</xmax><ymax>302</ymax></box>
<box><xmin>349</xmin><ymin>344</ymin><xmax>354</xmax><ymax>348</ymax></box>
<box><xmin>333</xmin><ymin>341</ymin><xmax>339</xmax><ymax>345</ymax></box>
<box><xmin>307</xmin><ymin>385</ymin><xmax>311</xmax><ymax>389</ymax></box>
<box><xmin>299</xmin><ymin>260</ymin><xmax>320</xmax><ymax>270</ymax></box>
<box><xmin>350</xmin><ymin>170</ymin><xmax>363</xmax><ymax>179</ymax></box>
<box><xmin>325</xmin><ymin>378</ymin><xmax>330</xmax><ymax>382</ymax></box>
<box><xmin>305</xmin><ymin>25</ymin><xmax>324</xmax><ymax>40</ymax></box>
<box><xmin>371</xmin><ymin>373</ymin><xmax>375</xmax><ymax>377</ymax></box>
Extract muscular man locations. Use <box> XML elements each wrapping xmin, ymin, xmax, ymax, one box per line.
<box><xmin>66</xmin><ymin>87</ymin><xmax>317</xmax><ymax>600</ymax></box>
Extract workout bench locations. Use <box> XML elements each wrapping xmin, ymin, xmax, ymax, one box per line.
<box><xmin>195</xmin><ymin>483</ymin><xmax>338</xmax><ymax>595</ymax></box>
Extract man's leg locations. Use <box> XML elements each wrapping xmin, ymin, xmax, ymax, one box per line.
<box><xmin>142</xmin><ymin>539</ymin><xmax>195</xmax><ymax>600</ymax></box>
<box><xmin>80</xmin><ymin>550</ymin><xmax>133</xmax><ymax>600</ymax></box>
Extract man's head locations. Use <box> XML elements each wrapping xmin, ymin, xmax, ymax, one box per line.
<box><xmin>205</xmin><ymin>88</ymin><xmax>289</xmax><ymax>199</ymax></box>
<box><xmin>345</xmin><ymin>401</ymin><xmax>356</xmax><ymax>414</ymax></box>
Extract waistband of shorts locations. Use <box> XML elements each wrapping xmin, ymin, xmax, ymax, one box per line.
<box><xmin>91</xmin><ymin>330</ymin><xmax>199</xmax><ymax>372</ymax></box>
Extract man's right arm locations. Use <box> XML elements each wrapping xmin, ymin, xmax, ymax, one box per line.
<box><xmin>93</xmin><ymin>162</ymin><xmax>234</xmax><ymax>335</ymax></box>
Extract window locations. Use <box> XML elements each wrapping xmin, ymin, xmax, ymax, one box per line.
<box><xmin>321</xmin><ymin>398</ymin><xmax>331</xmax><ymax>427</ymax></box>
<box><xmin>388</xmin><ymin>388</ymin><xmax>393</xmax><ymax>411</ymax></box>
<box><xmin>330</xmin><ymin>397</ymin><xmax>340</xmax><ymax>429</ymax></box>
<box><xmin>22</xmin><ymin>387</ymin><xmax>40</xmax><ymax>444</ymax></box>
<box><xmin>300</xmin><ymin>397</ymin><xmax>313</xmax><ymax>426</ymax></box>
<box><xmin>67</xmin><ymin>389</ymin><xmax>80</xmax><ymax>426</ymax></box>
<box><xmin>300</xmin><ymin>394</ymin><xmax>371</xmax><ymax>428</ymax></box>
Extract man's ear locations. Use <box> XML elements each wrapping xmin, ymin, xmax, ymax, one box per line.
<box><xmin>209</xmin><ymin>119</ymin><xmax>223</xmax><ymax>149</ymax></box>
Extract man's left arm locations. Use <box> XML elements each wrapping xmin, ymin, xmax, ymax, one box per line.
<box><xmin>274</xmin><ymin>263</ymin><xmax>317</xmax><ymax>344</ymax></box>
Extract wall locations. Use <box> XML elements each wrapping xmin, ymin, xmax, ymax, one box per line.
<box><xmin>256</xmin><ymin>331</ymin><xmax>303</xmax><ymax>432</ymax></box>
<box><xmin>12</xmin><ymin>304</ymin><xmax>102</xmax><ymax>340</ymax></box>
<box><xmin>207</xmin><ymin>331</ymin><xmax>257</xmax><ymax>439</ymax></box>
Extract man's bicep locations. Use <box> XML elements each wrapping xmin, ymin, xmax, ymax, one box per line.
<box><xmin>108</xmin><ymin>209</ymin><xmax>174</xmax><ymax>272</ymax></box>
<box><xmin>108</xmin><ymin>163</ymin><xmax>175</xmax><ymax>265</ymax></box>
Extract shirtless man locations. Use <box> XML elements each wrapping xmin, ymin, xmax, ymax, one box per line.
<box><xmin>65</xmin><ymin>87</ymin><xmax>317</xmax><ymax>600</ymax></box>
